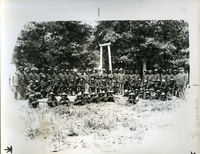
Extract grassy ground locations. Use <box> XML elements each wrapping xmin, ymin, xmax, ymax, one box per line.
<box><xmin>18</xmin><ymin>95</ymin><xmax>183</xmax><ymax>152</ymax></box>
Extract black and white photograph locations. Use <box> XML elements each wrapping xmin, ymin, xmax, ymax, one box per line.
<box><xmin>1</xmin><ymin>0</ymin><xmax>200</xmax><ymax>154</ymax></box>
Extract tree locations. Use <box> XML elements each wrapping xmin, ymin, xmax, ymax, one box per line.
<box><xmin>90</xmin><ymin>20</ymin><xmax>189</xmax><ymax>71</ymax></box>
<box><xmin>12</xmin><ymin>21</ymin><xmax>99</xmax><ymax>70</ymax></box>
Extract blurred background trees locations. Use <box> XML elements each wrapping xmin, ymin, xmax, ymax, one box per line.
<box><xmin>12</xmin><ymin>20</ymin><xmax>189</xmax><ymax>71</ymax></box>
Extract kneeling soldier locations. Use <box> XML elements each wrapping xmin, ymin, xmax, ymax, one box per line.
<box><xmin>83</xmin><ymin>92</ymin><xmax>90</xmax><ymax>104</ymax></box>
<box><xmin>98</xmin><ymin>91</ymin><xmax>106</xmax><ymax>102</ymax></box>
<box><xmin>90</xmin><ymin>92</ymin><xmax>99</xmax><ymax>103</ymax></box>
<box><xmin>128</xmin><ymin>93</ymin><xmax>136</xmax><ymax>104</ymax></box>
<box><xmin>74</xmin><ymin>93</ymin><xmax>84</xmax><ymax>105</ymax></box>
<box><xmin>46</xmin><ymin>92</ymin><xmax>58</xmax><ymax>107</ymax></box>
<box><xmin>160</xmin><ymin>92</ymin><xmax>167</xmax><ymax>101</ymax></box>
<box><xmin>59</xmin><ymin>93</ymin><xmax>69</xmax><ymax>106</ymax></box>
<box><xmin>145</xmin><ymin>91</ymin><xmax>151</xmax><ymax>100</ymax></box>
<box><xmin>107</xmin><ymin>90</ymin><xmax>115</xmax><ymax>102</ymax></box>
<box><xmin>29</xmin><ymin>94</ymin><xmax>39</xmax><ymax>108</ymax></box>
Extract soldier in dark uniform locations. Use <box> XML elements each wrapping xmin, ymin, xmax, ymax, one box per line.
<box><xmin>24</xmin><ymin>67</ymin><xmax>30</xmax><ymax>86</ymax></box>
<box><xmin>28</xmin><ymin>93</ymin><xmax>39</xmax><ymax>108</ymax></box>
<box><xmin>29</xmin><ymin>68</ymin><xmax>36</xmax><ymax>81</ymax></box>
<box><xmin>39</xmin><ymin>68</ymin><xmax>46</xmax><ymax>80</ymax></box>
<box><xmin>46</xmin><ymin>68</ymin><xmax>52</xmax><ymax>80</ymax></box>
<box><xmin>89</xmin><ymin>78</ymin><xmax>96</xmax><ymax>93</ymax></box>
<box><xmin>34</xmin><ymin>80</ymin><xmax>42</xmax><ymax>98</ymax></box>
<box><xmin>46</xmin><ymin>92</ymin><xmax>58</xmax><ymax>107</ymax></box>
<box><xmin>69</xmin><ymin>79</ymin><xmax>75</xmax><ymax>96</ymax></box>
<box><xmin>52</xmin><ymin>68</ymin><xmax>60</xmax><ymax>95</ymax></box>
<box><xmin>154</xmin><ymin>90</ymin><xmax>161</xmax><ymax>99</ymax></box>
<box><xmin>83</xmin><ymin>92</ymin><xmax>90</xmax><ymax>104</ymax></box>
<box><xmin>153</xmin><ymin>69</ymin><xmax>161</xmax><ymax>81</ymax></box>
<box><xmin>34</xmin><ymin>68</ymin><xmax>40</xmax><ymax>82</ymax></box>
<box><xmin>17</xmin><ymin>66</ymin><xmax>26</xmax><ymax>98</ymax></box>
<box><xmin>160</xmin><ymin>92</ymin><xmax>167</xmax><ymax>101</ymax></box>
<box><xmin>64</xmin><ymin>69</ymin><xmax>70</xmax><ymax>87</ymax></box>
<box><xmin>143</xmin><ymin>70</ymin><xmax>149</xmax><ymax>83</ymax></box>
<box><xmin>25</xmin><ymin>80</ymin><xmax>36</xmax><ymax>99</ymax></box>
<box><xmin>74</xmin><ymin>93</ymin><xmax>84</xmax><ymax>105</ymax></box>
<box><xmin>145</xmin><ymin>91</ymin><xmax>150</xmax><ymax>100</ymax></box>
<box><xmin>76</xmin><ymin>78</ymin><xmax>85</xmax><ymax>95</ymax></box>
<box><xmin>90</xmin><ymin>92</ymin><xmax>99</xmax><ymax>103</ymax></box>
<box><xmin>59</xmin><ymin>93</ymin><xmax>69</xmax><ymax>106</ymax></box>
<box><xmin>128</xmin><ymin>93</ymin><xmax>136</xmax><ymax>104</ymax></box>
<box><xmin>161</xmin><ymin>70</ymin><xmax>168</xmax><ymax>83</ymax></box>
<box><xmin>98</xmin><ymin>91</ymin><xmax>106</xmax><ymax>102</ymax></box>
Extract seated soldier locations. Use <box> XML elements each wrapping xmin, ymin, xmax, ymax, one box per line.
<box><xmin>83</xmin><ymin>91</ymin><xmax>90</xmax><ymax>104</ymax></box>
<box><xmin>98</xmin><ymin>91</ymin><xmax>106</xmax><ymax>102</ymax></box>
<box><xmin>89</xmin><ymin>78</ymin><xmax>96</xmax><ymax>93</ymax></box>
<box><xmin>154</xmin><ymin>90</ymin><xmax>161</xmax><ymax>100</ymax></box>
<box><xmin>160</xmin><ymin>92</ymin><xmax>167</xmax><ymax>101</ymax></box>
<box><xmin>59</xmin><ymin>93</ymin><xmax>69</xmax><ymax>106</ymax></box>
<box><xmin>46</xmin><ymin>92</ymin><xmax>58</xmax><ymax>107</ymax></box>
<box><xmin>128</xmin><ymin>93</ymin><xmax>136</xmax><ymax>104</ymax></box>
<box><xmin>145</xmin><ymin>91</ymin><xmax>151</xmax><ymax>100</ymax></box>
<box><xmin>34</xmin><ymin>80</ymin><xmax>42</xmax><ymax>98</ymax></box>
<box><xmin>149</xmin><ymin>88</ymin><xmax>155</xmax><ymax>100</ymax></box>
<box><xmin>90</xmin><ymin>92</ymin><xmax>99</xmax><ymax>103</ymax></box>
<box><xmin>28</xmin><ymin>93</ymin><xmax>39</xmax><ymax>108</ymax></box>
<box><xmin>74</xmin><ymin>93</ymin><xmax>84</xmax><ymax>105</ymax></box>
<box><xmin>107</xmin><ymin>90</ymin><xmax>115</xmax><ymax>102</ymax></box>
<box><xmin>26</xmin><ymin>80</ymin><xmax>39</xmax><ymax>99</ymax></box>
<box><xmin>69</xmin><ymin>79</ymin><xmax>75</xmax><ymax>96</ymax></box>
<box><xmin>138</xmin><ymin>88</ymin><xmax>144</xmax><ymax>99</ymax></box>
<box><xmin>123</xmin><ymin>89</ymin><xmax>129</xmax><ymax>97</ymax></box>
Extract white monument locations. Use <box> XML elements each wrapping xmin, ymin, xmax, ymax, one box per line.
<box><xmin>99</xmin><ymin>42</ymin><xmax>112</xmax><ymax>73</ymax></box>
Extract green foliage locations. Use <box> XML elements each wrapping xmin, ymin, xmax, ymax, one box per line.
<box><xmin>12</xmin><ymin>20</ymin><xmax>189</xmax><ymax>70</ymax></box>
<box><xmin>91</xmin><ymin>20</ymin><xmax>189</xmax><ymax>70</ymax></box>
<box><xmin>12</xmin><ymin>21</ymin><xmax>99</xmax><ymax>69</ymax></box>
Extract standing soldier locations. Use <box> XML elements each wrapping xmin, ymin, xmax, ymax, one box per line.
<box><xmin>64</xmin><ymin>69</ymin><xmax>70</xmax><ymax>87</ymax></box>
<box><xmin>134</xmin><ymin>70</ymin><xmax>141</xmax><ymax>81</ymax></box>
<box><xmin>166</xmin><ymin>69</ymin><xmax>173</xmax><ymax>84</ymax></box>
<box><xmin>161</xmin><ymin>70</ymin><xmax>168</xmax><ymax>82</ymax></box>
<box><xmin>34</xmin><ymin>68</ymin><xmax>40</xmax><ymax>82</ymax></box>
<box><xmin>142</xmin><ymin>70</ymin><xmax>149</xmax><ymax>83</ymax></box>
<box><xmin>118</xmin><ymin>68</ymin><xmax>125</xmax><ymax>95</ymax></box>
<box><xmin>24</xmin><ymin>67</ymin><xmax>30</xmax><ymax>87</ymax></box>
<box><xmin>39</xmin><ymin>68</ymin><xmax>46</xmax><ymax>80</ymax></box>
<box><xmin>82</xmin><ymin>70</ymin><xmax>90</xmax><ymax>92</ymax></box>
<box><xmin>176</xmin><ymin>67</ymin><xmax>187</xmax><ymax>98</ymax></box>
<box><xmin>52</xmin><ymin>68</ymin><xmax>60</xmax><ymax>95</ymax></box>
<box><xmin>153</xmin><ymin>69</ymin><xmax>161</xmax><ymax>81</ymax></box>
<box><xmin>29</xmin><ymin>68</ymin><xmax>36</xmax><ymax>81</ymax></box>
<box><xmin>46</xmin><ymin>68</ymin><xmax>52</xmax><ymax>80</ymax></box>
<box><xmin>17</xmin><ymin>66</ymin><xmax>26</xmax><ymax>99</ymax></box>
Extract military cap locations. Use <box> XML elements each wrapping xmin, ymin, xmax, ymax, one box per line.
<box><xmin>113</xmin><ymin>80</ymin><xmax>116</xmax><ymax>82</ymax></box>
<box><xmin>31</xmin><ymin>68</ymin><xmax>35</xmax><ymax>71</ymax></box>
<box><xmin>157</xmin><ymin>79</ymin><xmax>160</xmax><ymax>82</ymax></box>
<box><xmin>99</xmin><ymin>91</ymin><xmax>105</xmax><ymax>94</ymax></box>
<box><xmin>115</xmin><ymin>68</ymin><xmax>118</xmax><ymax>71</ymax></box>
<box><xmin>119</xmin><ymin>68</ymin><xmax>123</xmax><ymax>71</ymax></box>
<box><xmin>84</xmin><ymin>92</ymin><xmax>89</xmax><ymax>95</ymax></box>
<box><xmin>135</xmin><ymin>89</ymin><xmax>138</xmax><ymax>91</ymax></box>
<box><xmin>71</xmin><ymin>79</ymin><xmax>74</xmax><ymax>82</ymax></box>
<box><xmin>138</xmin><ymin>78</ymin><xmax>141</xmax><ymax>81</ymax></box>
<box><xmin>144</xmin><ymin>70</ymin><xmax>147</xmax><ymax>72</ymax></box>
<box><xmin>35</xmin><ymin>80</ymin><xmax>39</xmax><ymax>83</ymax></box>
<box><xmin>129</xmin><ymin>93</ymin><xmax>135</xmax><ymax>96</ymax></box>
<box><xmin>124</xmin><ymin>89</ymin><xmax>128</xmax><ymax>93</ymax></box>
<box><xmin>77</xmin><ymin>93</ymin><xmax>82</xmax><ymax>97</ymax></box>
<box><xmin>146</xmin><ymin>91</ymin><xmax>150</xmax><ymax>94</ymax></box>
<box><xmin>41</xmin><ymin>68</ymin><xmax>45</xmax><ymax>70</ymax></box>
<box><xmin>162</xmin><ymin>79</ymin><xmax>166</xmax><ymax>82</ymax></box>
<box><xmin>154</xmin><ymin>69</ymin><xmax>158</xmax><ymax>72</ymax></box>
<box><xmin>90</xmin><ymin>92</ymin><xmax>96</xmax><ymax>96</ymax></box>
<box><xmin>61</xmin><ymin>92</ymin><xmax>67</xmax><ymax>96</ymax></box>
<box><xmin>47</xmin><ymin>80</ymin><xmax>52</xmax><ymax>83</ymax></box>
<box><xmin>156</xmin><ymin>90</ymin><xmax>160</xmax><ymax>93</ymax></box>
<box><xmin>18</xmin><ymin>66</ymin><xmax>23</xmax><ymax>69</ymax></box>
<box><xmin>47</xmin><ymin>68</ymin><xmax>51</xmax><ymax>71</ymax></box>
<box><xmin>66</xmin><ymin>69</ymin><xmax>69</xmax><ymax>71</ymax></box>
<box><xmin>29</xmin><ymin>94</ymin><xmax>35</xmax><ymax>97</ymax></box>
<box><xmin>173</xmin><ymin>69</ymin><xmax>177</xmax><ymax>72</ymax></box>
<box><xmin>161</xmin><ymin>92</ymin><xmax>165</xmax><ymax>96</ymax></box>
<box><xmin>49</xmin><ymin>92</ymin><xmax>55</xmax><ymax>95</ymax></box>
<box><xmin>144</xmin><ymin>80</ymin><xmax>147</xmax><ymax>83</ymax></box>
<box><xmin>162</xmin><ymin>70</ymin><xmax>166</xmax><ymax>72</ymax></box>
<box><xmin>152</xmin><ymin>79</ymin><xmax>156</xmax><ymax>82</ymax></box>
<box><xmin>29</xmin><ymin>80</ymin><xmax>34</xmax><ymax>83</ymax></box>
<box><xmin>148</xmin><ymin>70</ymin><xmax>152</xmax><ymax>73</ymax></box>
<box><xmin>149</xmin><ymin>88</ymin><xmax>154</xmax><ymax>91</ymax></box>
<box><xmin>170</xmin><ymin>78</ymin><xmax>174</xmax><ymax>81</ymax></box>
<box><xmin>24</xmin><ymin>67</ymin><xmax>28</xmax><ymax>71</ymax></box>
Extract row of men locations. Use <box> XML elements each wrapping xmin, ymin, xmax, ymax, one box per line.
<box><xmin>29</xmin><ymin>87</ymin><xmax>171</xmax><ymax>108</ymax></box>
<box><xmin>12</xmin><ymin>66</ymin><xmax>188</xmax><ymax>100</ymax></box>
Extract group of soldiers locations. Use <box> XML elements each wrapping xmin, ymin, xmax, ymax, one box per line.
<box><xmin>12</xmin><ymin>66</ymin><xmax>188</xmax><ymax>108</ymax></box>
